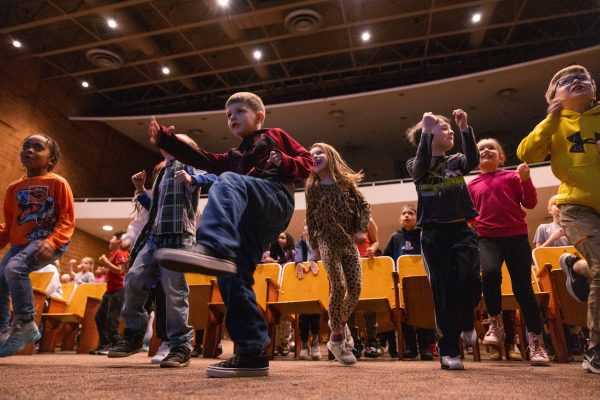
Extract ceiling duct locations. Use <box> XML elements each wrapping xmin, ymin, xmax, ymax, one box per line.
<box><xmin>284</xmin><ymin>9</ymin><xmax>322</xmax><ymax>35</ymax></box>
<box><xmin>86</xmin><ymin>48</ymin><xmax>123</xmax><ymax>69</ymax></box>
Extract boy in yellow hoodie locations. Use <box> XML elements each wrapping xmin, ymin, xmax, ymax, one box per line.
<box><xmin>517</xmin><ymin>65</ymin><xmax>600</xmax><ymax>374</ymax></box>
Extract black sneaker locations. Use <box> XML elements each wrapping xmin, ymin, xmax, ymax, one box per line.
<box><xmin>155</xmin><ymin>244</ymin><xmax>237</xmax><ymax>275</ymax></box>
<box><xmin>160</xmin><ymin>346</ymin><xmax>191</xmax><ymax>368</ymax></box>
<box><xmin>107</xmin><ymin>330</ymin><xmax>144</xmax><ymax>358</ymax></box>
<box><xmin>364</xmin><ymin>344</ymin><xmax>379</xmax><ymax>358</ymax></box>
<box><xmin>206</xmin><ymin>352</ymin><xmax>269</xmax><ymax>378</ymax></box>
<box><xmin>559</xmin><ymin>254</ymin><xmax>590</xmax><ymax>303</ymax></box>
<box><xmin>419</xmin><ymin>348</ymin><xmax>434</xmax><ymax>361</ymax></box>
<box><xmin>582</xmin><ymin>346</ymin><xmax>600</xmax><ymax>374</ymax></box>
<box><xmin>402</xmin><ymin>349</ymin><xmax>418</xmax><ymax>360</ymax></box>
<box><xmin>190</xmin><ymin>343</ymin><xmax>203</xmax><ymax>358</ymax></box>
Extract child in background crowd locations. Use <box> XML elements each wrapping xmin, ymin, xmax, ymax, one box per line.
<box><xmin>467</xmin><ymin>138</ymin><xmax>549</xmax><ymax>366</ymax></box>
<box><xmin>295</xmin><ymin>225</ymin><xmax>321</xmax><ymax>361</ymax></box>
<box><xmin>90</xmin><ymin>231</ymin><xmax>129</xmax><ymax>355</ymax></box>
<box><xmin>71</xmin><ymin>257</ymin><xmax>95</xmax><ymax>284</ymax></box>
<box><xmin>534</xmin><ymin>195</ymin><xmax>571</xmax><ymax>248</ymax></box>
<box><xmin>0</xmin><ymin>134</ymin><xmax>75</xmax><ymax>356</ymax></box>
<box><xmin>517</xmin><ymin>64</ymin><xmax>600</xmax><ymax>374</ymax></box>
<box><xmin>406</xmin><ymin>110</ymin><xmax>482</xmax><ymax>371</ymax></box>
<box><xmin>305</xmin><ymin>142</ymin><xmax>370</xmax><ymax>366</ymax></box>
<box><xmin>382</xmin><ymin>204</ymin><xmax>434</xmax><ymax>360</ymax></box>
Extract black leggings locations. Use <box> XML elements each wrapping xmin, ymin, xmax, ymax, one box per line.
<box><xmin>479</xmin><ymin>235</ymin><xmax>543</xmax><ymax>335</ymax></box>
<box><xmin>299</xmin><ymin>314</ymin><xmax>320</xmax><ymax>343</ymax></box>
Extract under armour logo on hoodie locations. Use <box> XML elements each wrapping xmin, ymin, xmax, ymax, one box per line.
<box><xmin>567</xmin><ymin>132</ymin><xmax>600</xmax><ymax>153</ymax></box>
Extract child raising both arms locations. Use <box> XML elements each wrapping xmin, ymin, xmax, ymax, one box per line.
<box><xmin>467</xmin><ymin>138</ymin><xmax>550</xmax><ymax>366</ymax></box>
<box><xmin>406</xmin><ymin>110</ymin><xmax>482</xmax><ymax>371</ymax></box>
<box><xmin>305</xmin><ymin>142</ymin><xmax>370</xmax><ymax>366</ymax></box>
<box><xmin>0</xmin><ymin>134</ymin><xmax>75</xmax><ymax>356</ymax></box>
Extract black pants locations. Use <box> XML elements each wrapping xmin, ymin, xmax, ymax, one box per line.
<box><xmin>299</xmin><ymin>314</ymin><xmax>320</xmax><ymax>343</ymax></box>
<box><xmin>479</xmin><ymin>235</ymin><xmax>543</xmax><ymax>334</ymax></box>
<box><xmin>421</xmin><ymin>222</ymin><xmax>482</xmax><ymax>357</ymax></box>
<box><xmin>95</xmin><ymin>288</ymin><xmax>125</xmax><ymax>346</ymax></box>
<box><xmin>403</xmin><ymin>323</ymin><xmax>435</xmax><ymax>353</ymax></box>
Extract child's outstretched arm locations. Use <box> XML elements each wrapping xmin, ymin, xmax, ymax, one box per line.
<box><xmin>406</xmin><ymin>112</ymin><xmax>435</xmax><ymax>180</ymax></box>
<box><xmin>453</xmin><ymin>109</ymin><xmax>479</xmax><ymax>173</ymax></box>
<box><xmin>149</xmin><ymin>116</ymin><xmax>230</xmax><ymax>173</ymax></box>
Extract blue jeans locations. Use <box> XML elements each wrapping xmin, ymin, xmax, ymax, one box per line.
<box><xmin>198</xmin><ymin>172</ymin><xmax>294</xmax><ymax>355</ymax></box>
<box><xmin>121</xmin><ymin>235</ymin><xmax>194</xmax><ymax>350</ymax></box>
<box><xmin>0</xmin><ymin>241</ymin><xmax>62</xmax><ymax>330</ymax></box>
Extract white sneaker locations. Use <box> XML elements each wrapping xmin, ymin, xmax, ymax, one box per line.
<box><xmin>344</xmin><ymin>324</ymin><xmax>354</xmax><ymax>349</ymax></box>
<box><xmin>151</xmin><ymin>341</ymin><xmax>170</xmax><ymax>364</ymax></box>
<box><xmin>327</xmin><ymin>339</ymin><xmax>356</xmax><ymax>366</ymax></box>
<box><xmin>441</xmin><ymin>355</ymin><xmax>464</xmax><ymax>370</ymax></box>
<box><xmin>298</xmin><ymin>346</ymin><xmax>310</xmax><ymax>360</ymax></box>
<box><xmin>483</xmin><ymin>314</ymin><xmax>505</xmax><ymax>346</ymax></box>
<box><xmin>311</xmin><ymin>341</ymin><xmax>321</xmax><ymax>360</ymax></box>
<box><xmin>527</xmin><ymin>333</ymin><xmax>550</xmax><ymax>366</ymax></box>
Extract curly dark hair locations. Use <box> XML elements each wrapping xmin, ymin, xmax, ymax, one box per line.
<box><xmin>22</xmin><ymin>133</ymin><xmax>61</xmax><ymax>172</ymax></box>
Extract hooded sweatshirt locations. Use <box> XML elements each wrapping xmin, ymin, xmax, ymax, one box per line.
<box><xmin>517</xmin><ymin>104</ymin><xmax>600</xmax><ymax>214</ymax></box>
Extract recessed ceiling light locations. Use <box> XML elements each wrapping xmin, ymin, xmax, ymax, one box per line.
<box><xmin>107</xmin><ymin>18</ymin><xmax>118</xmax><ymax>29</ymax></box>
<box><xmin>12</xmin><ymin>39</ymin><xmax>22</xmax><ymax>48</ymax></box>
<box><xmin>217</xmin><ymin>0</ymin><xmax>229</xmax><ymax>6</ymax></box>
<box><xmin>162</xmin><ymin>66</ymin><xmax>171</xmax><ymax>75</ymax></box>
<box><xmin>471</xmin><ymin>13</ymin><xmax>482</xmax><ymax>23</ymax></box>
<box><xmin>253</xmin><ymin>50</ymin><xmax>262</xmax><ymax>60</ymax></box>
<box><xmin>81</xmin><ymin>81</ymin><xmax>90</xmax><ymax>88</ymax></box>
<box><xmin>102</xmin><ymin>225</ymin><xmax>113</xmax><ymax>231</ymax></box>
<box><xmin>361</xmin><ymin>31</ymin><xmax>371</xmax><ymax>42</ymax></box>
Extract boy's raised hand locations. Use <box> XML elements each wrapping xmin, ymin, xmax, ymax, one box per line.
<box><xmin>174</xmin><ymin>169</ymin><xmax>193</xmax><ymax>185</ymax></box>
<box><xmin>149</xmin><ymin>116</ymin><xmax>176</xmax><ymax>145</ymax></box>
<box><xmin>267</xmin><ymin>150</ymin><xmax>283</xmax><ymax>167</ymax></box>
<box><xmin>516</xmin><ymin>162</ymin><xmax>530</xmax><ymax>181</ymax></box>
<box><xmin>421</xmin><ymin>112</ymin><xmax>436</xmax><ymax>133</ymax></box>
<box><xmin>131</xmin><ymin>170</ymin><xmax>146</xmax><ymax>192</ymax></box>
<box><xmin>547</xmin><ymin>97</ymin><xmax>564</xmax><ymax>119</ymax></box>
<box><xmin>452</xmin><ymin>109</ymin><xmax>468</xmax><ymax>131</ymax></box>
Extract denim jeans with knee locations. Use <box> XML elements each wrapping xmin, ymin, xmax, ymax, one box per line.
<box><xmin>197</xmin><ymin>172</ymin><xmax>294</xmax><ymax>356</ymax></box>
<box><xmin>0</xmin><ymin>240</ymin><xmax>62</xmax><ymax>329</ymax></box>
<box><xmin>121</xmin><ymin>235</ymin><xmax>194</xmax><ymax>350</ymax></box>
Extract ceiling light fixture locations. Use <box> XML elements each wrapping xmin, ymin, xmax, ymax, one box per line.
<box><xmin>471</xmin><ymin>12</ymin><xmax>482</xmax><ymax>23</ymax></box>
<box><xmin>12</xmin><ymin>39</ymin><xmax>22</xmax><ymax>48</ymax></box>
<box><xmin>253</xmin><ymin>50</ymin><xmax>262</xmax><ymax>60</ymax></box>
<box><xmin>107</xmin><ymin>18</ymin><xmax>118</xmax><ymax>29</ymax></box>
<box><xmin>162</xmin><ymin>66</ymin><xmax>171</xmax><ymax>75</ymax></box>
<box><xmin>217</xmin><ymin>0</ymin><xmax>229</xmax><ymax>6</ymax></box>
<box><xmin>102</xmin><ymin>225</ymin><xmax>113</xmax><ymax>231</ymax></box>
<box><xmin>81</xmin><ymin>81</ymin><xmax>90</xmax><ymax>88</ymax></box>
<box><xmin>361</xmin><ymin>31</ymin><xmax>371</xmax><ymax>42</ymax></box>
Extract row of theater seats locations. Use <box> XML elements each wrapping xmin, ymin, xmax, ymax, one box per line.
<box><xmin>24</xmin><ymin>246</ymin><xmax>584</xmax><ymax>363</ymax></box>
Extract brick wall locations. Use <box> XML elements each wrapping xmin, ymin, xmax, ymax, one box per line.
<box><xmin>0</xmin><ymin>58</ymin><xmax>157</xmax><ymax>264</ymax></box>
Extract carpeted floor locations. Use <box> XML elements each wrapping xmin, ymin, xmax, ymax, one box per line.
<box><xmin>1</xmin><ymin>343</ymin><xmax>598</xmax><ymax>399</ymax></box>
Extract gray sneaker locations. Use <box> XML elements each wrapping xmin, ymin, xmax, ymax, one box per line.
<box><xmin>155</xmin><ymin>244</ymin><xmax>236</xmax><ymax>275</ymax></box>
<box><xmin>311</xmin><ymin>341</ymin><xmax>322</xmax><ymax>361</ymax></box>
<box><xmin>327</xmin><ymin>339</ymin><xmax>357</xmax><ymax>366</ymax></box>
<box><xmin>0</xmin><ymin>320</ymin><xmax>41</xmax><ymax>357</ymax></box>
<box><xmin>441</xmin><ymin>355</ymin><xmax>464</xmax><ymax>370</ymax></box>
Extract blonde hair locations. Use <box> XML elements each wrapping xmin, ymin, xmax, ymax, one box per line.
<box><xmin>547</xmin><ymin>194</ymin><xmax>559</xmax><ymax>212</ymax></box>
<box><xmin>477</xmin><ymin>138</ymin><xmax>506</xmax><ymax>165</ymax></box>
<box><xmin>306</xmin><ymin>142</ymin><xmax>363</xmax><ymax>190</ymax></box>
<box><xmin>81</xmin><ymin>257</ymin><xmax>95</xmax><ymax>267</ymax></box>
<box><xmin>405</xmin><ymin>114</ymin><xmax>451</xmax><ymax>146</ymax></box>
<box><xmin>225</xmin><ymin>92</ymin><xmax>266</xmax><ymax>114</ymax></box>
<box><xmin>402</xmin><ymin>204</ymin><xmax>416</xmax><ymax>213</ymax></box>
<box><xmin>545</xmin><ymin>65</ymin><xmax>596</xmax><ymax>104</ymax></box>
